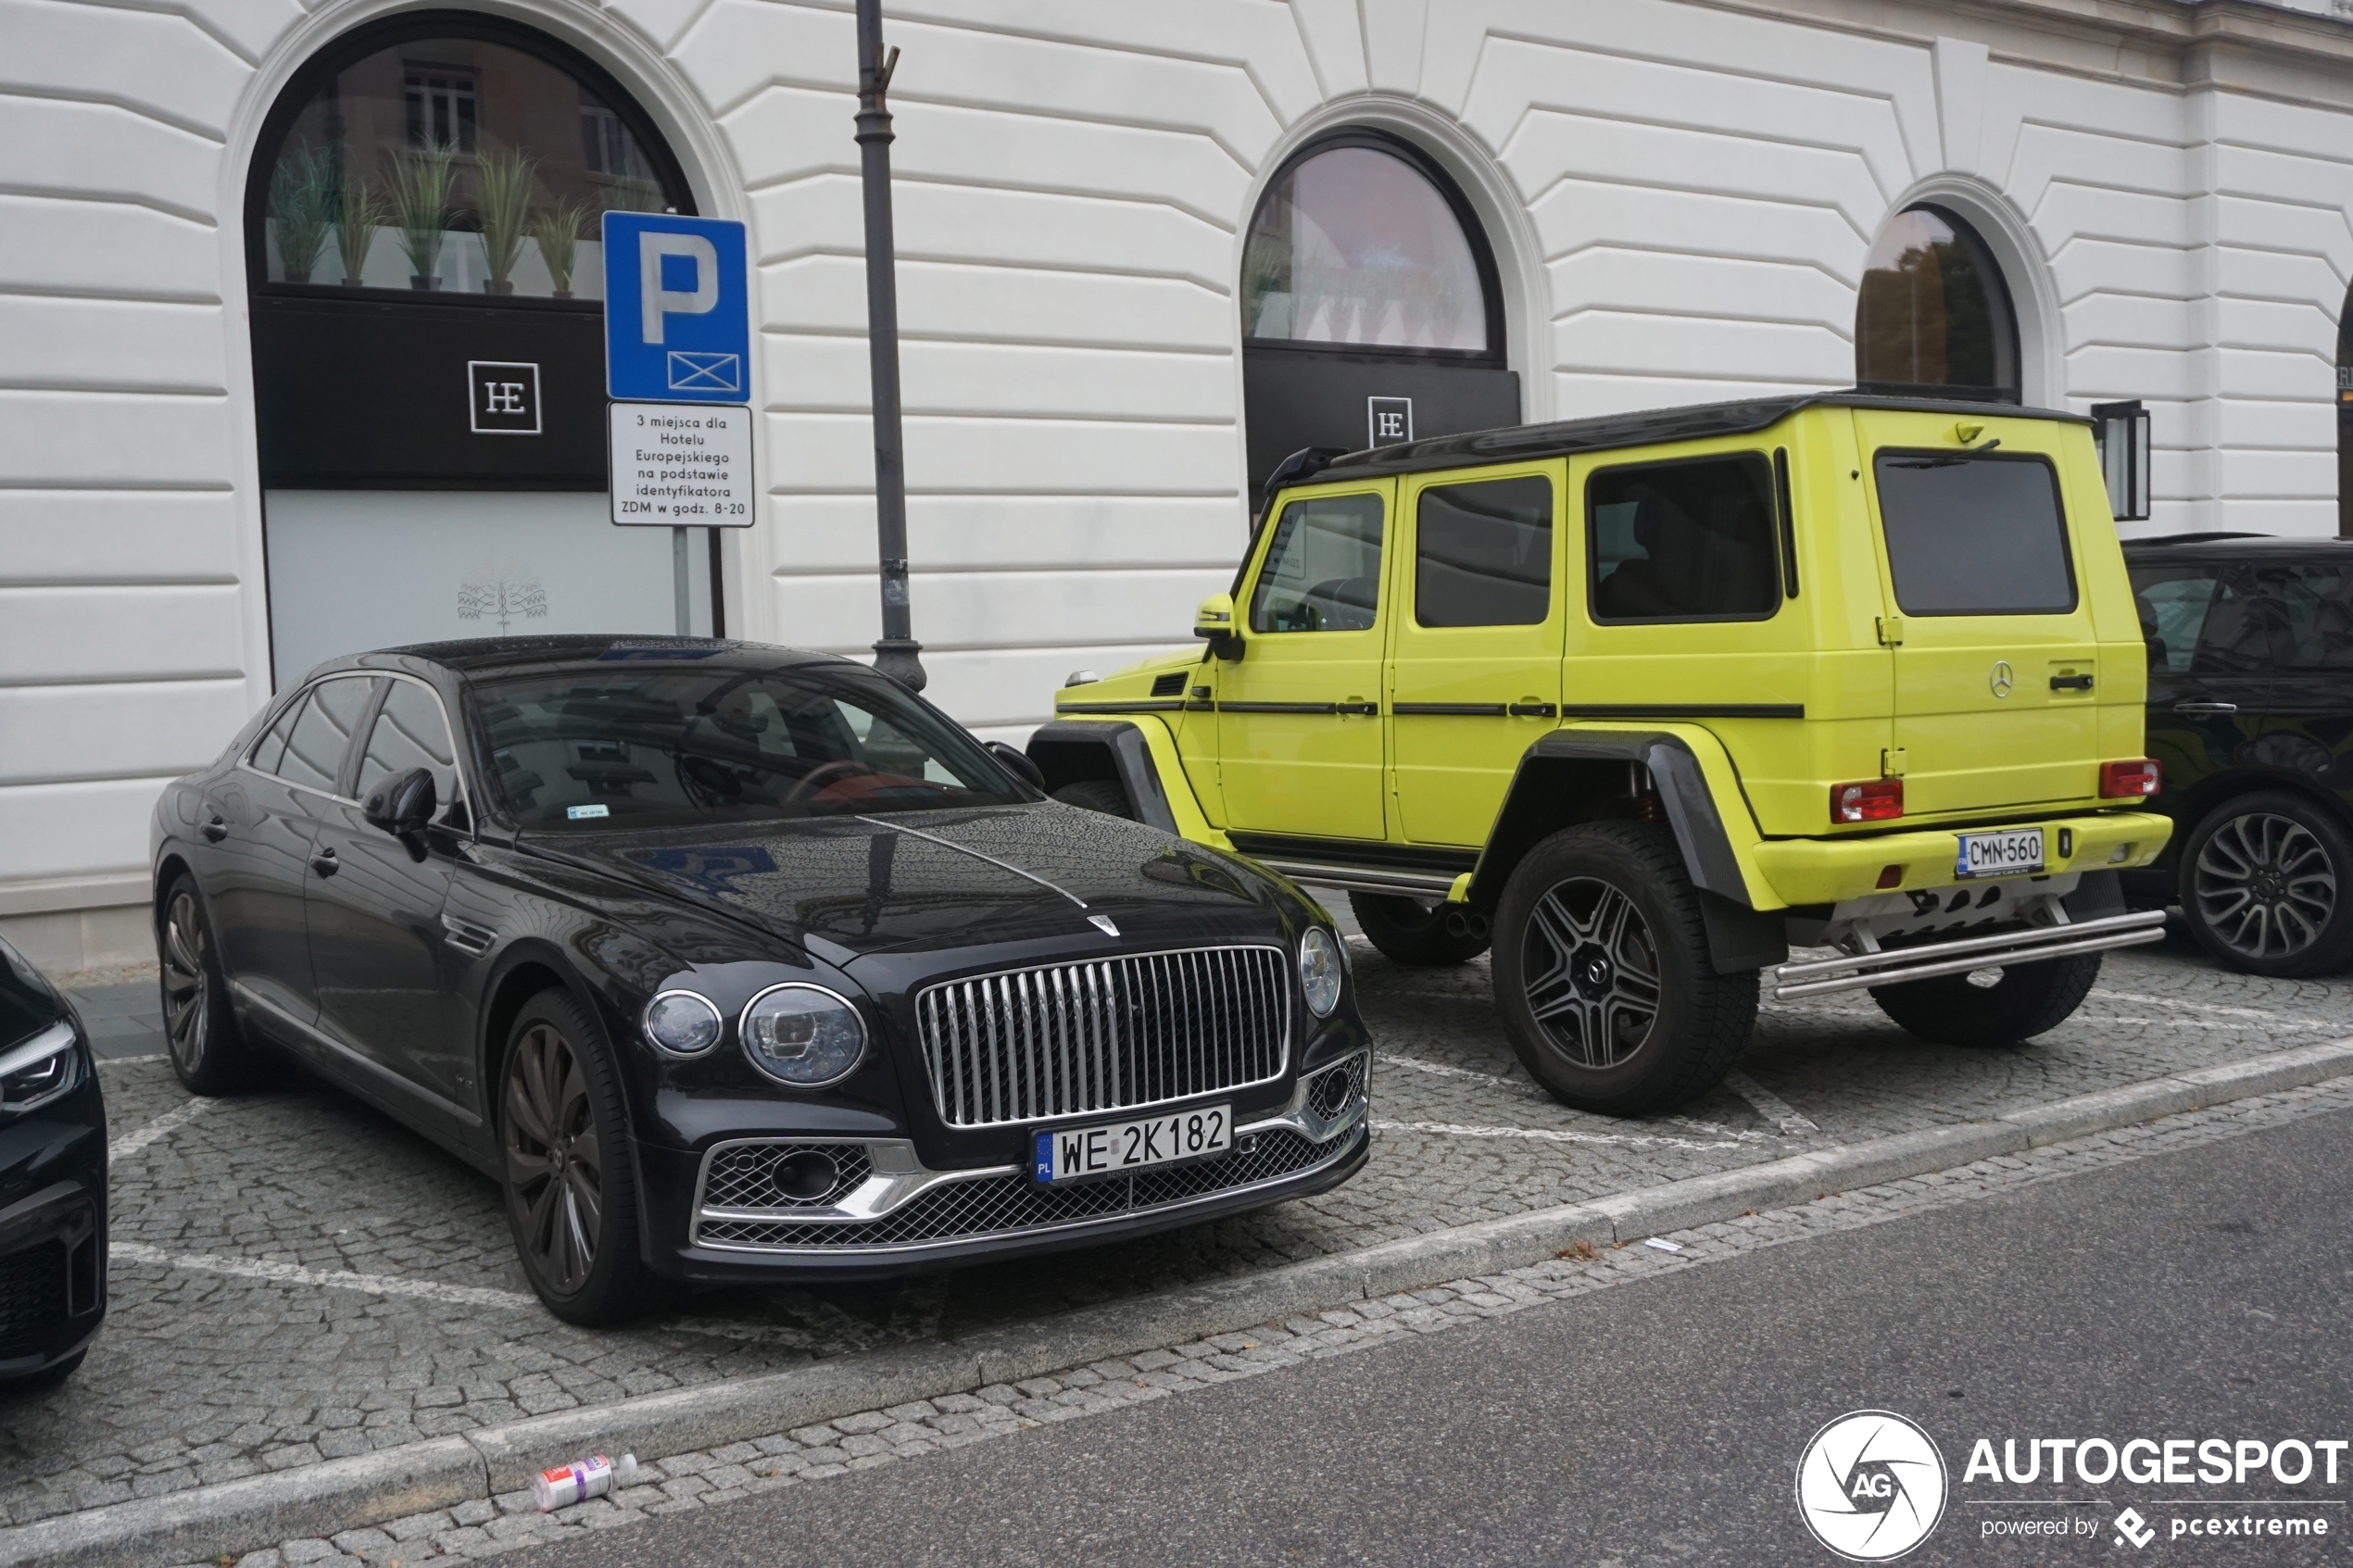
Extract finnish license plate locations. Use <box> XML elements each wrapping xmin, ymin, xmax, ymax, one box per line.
<box><xmin>1955</xmin><ymin>828</ymin><xmax>2045</xmax><ymax>879</ymax></box>
<box><xmin>1033</xmin><ymin>1105</ymin><xmax>1230</xmax><ymax>1184</ymax></box>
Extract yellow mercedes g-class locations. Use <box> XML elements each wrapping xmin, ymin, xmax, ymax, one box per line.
<box><xmin>1029</xmin><ymin>393</ymin><xmax>2174</xmax><ymax>1116</ymax></box>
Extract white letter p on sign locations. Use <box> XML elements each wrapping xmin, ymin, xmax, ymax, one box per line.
<box><xmin>640</xmin><ymin>232</ymin><xmax>720</xmax><ymax>345</ymax></box>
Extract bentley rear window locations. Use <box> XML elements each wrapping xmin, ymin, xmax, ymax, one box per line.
<box><xmin>473</xmin><ymin>663</ymin><xmax>1027</xmax><ymax>830</ymax></box>
<box><xmin>1873</xmin><ymin>452</ymin><xmax>2075</xmax><ymax>616</ymax></box>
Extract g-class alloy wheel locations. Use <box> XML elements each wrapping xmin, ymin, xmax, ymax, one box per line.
<box><xmin>2180</xmin><ymin>792</ymin><xmax>2353</xmax><ymax>977</ymax></box>
<box><xmin>1492</xmin><ymin>822</ymin><xmax>1755</xmax><ymax>1116</ymax></box>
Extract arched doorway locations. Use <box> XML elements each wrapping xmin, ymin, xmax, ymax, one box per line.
<box><xmin>1855</xmin><ymin>204</ymin><xmax>2021</xmax><ymax>404</ymax></box>
<box><xmin>246</xmin><ymin>12</ymin><xmax>714</xmax><ymax>685</ymax></box>
<box><xmin>1239</xmin><ymin>133</ymin><xmax>1517</xmax><ymax>508</ymax></box>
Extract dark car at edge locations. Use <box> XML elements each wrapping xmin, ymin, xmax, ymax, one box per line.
<box><xmin>149</xmin><ymin>637</ymin><xmax>1370</xmax><ymax>1324</ymax></box>
<box><xmin>2126</xmin><ymin>533</ymin><xmax>2353</xmax><ymax>975</ymax></box>
<box><xmin>0</xmin><ymin>935</ymin><xmax>107</xmax><ymax>1387</ymax></box>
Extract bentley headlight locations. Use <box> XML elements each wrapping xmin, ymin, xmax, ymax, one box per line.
<box><xmin>740</xmin><ymin>985</ymin><xmax>868</xmax><ymax>1087</ymax></box>
<box><xmin>1298</xmin><ymin>927</ymin><xmax>1343</xmax><ymax>1018</ymax></box>
<box><xmin>0</xmin><ymin>1022</ymin><xmax>82</xmax><ymax>1114</ymax></box>
<box><xmin>643</xmin><ymin>991</ymin><xmax>722</xmax><ymax>1056</ymax></box>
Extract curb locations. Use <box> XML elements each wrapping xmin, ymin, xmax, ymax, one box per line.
<box><xmin>12</xmin><ymin>1036</ymin><xmax>2352</xmax><ymax>1568</ymax></box>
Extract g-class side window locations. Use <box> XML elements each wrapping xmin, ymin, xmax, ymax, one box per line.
<box><xmin>1249</xmin><ymin>493</ymin><xmax>1384</xmax><ymax>633</ymax></box>
<box><xmin>1588</xmin><ymin>454</ymin><xmax>1780</xmax><ymax>622</ymax></box>
<box><xmin>1416</xmin><ymin>475</ymin><xmax>1553</xmax><ymax>627</ymax></box>
<box><xmin>1872</xmin><ymin>451</ymin><xmax>2075</xmax><ymax>616</ymax></box>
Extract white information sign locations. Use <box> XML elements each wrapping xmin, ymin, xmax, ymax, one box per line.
<box><xmin>609</xmin><ymin>402</ymin><xmax>754</xmax><ymax>527</ymax></box>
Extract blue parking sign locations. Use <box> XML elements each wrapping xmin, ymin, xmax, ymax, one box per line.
<box><xmin>602</xmin><ymin>212</ymin><xmax>750</xmax><ymax>405</ymax></box>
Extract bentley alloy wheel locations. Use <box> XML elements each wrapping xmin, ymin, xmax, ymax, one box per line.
<box><xmin>2181</xmin><ymin>793</ymin><xmax>2353</xmax><ymax>977</ymax></box>
<box><xmin>1491</xmin><ymin>822</ymin><xmax>1755</xmax><ymax>1116</ymax></box>
<box><xmin>157</xmin><ymin>877</ymin><xmax>253</xmax><ymax>1095</ymax></box>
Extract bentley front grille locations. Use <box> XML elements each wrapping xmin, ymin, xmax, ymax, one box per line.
<box><xmin>915</xmin><ymin>946</ymin><xmax>1290</xmax><ymax>1129</ymax></box>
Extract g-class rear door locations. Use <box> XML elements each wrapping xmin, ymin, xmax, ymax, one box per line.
<box><xmin>1857</xmin><ymin>412</ymin><xmax>2108</xmax><ymax>818</ymax></box>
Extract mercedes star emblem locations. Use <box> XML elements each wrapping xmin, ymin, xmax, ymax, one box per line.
<box><xmin>1989</xmin><ymin>660</ymin><xmax>2015</xmax><ymax>698</ymax></box>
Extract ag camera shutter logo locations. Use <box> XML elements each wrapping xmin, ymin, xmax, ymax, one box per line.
<box><xmin>1795</xmin><ymin>1411</ymin><xmax>1947</xmax><ymax>1561</ymax></box>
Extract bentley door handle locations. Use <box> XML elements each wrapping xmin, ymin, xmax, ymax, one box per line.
<box><xmin>2172</xmin><ymin>701</ymin><xmax>2238</xmax><ymax>715</ymax></box>
<box><xmin>202</xmin><ymin>818</ymin><xmax>229</xmax><ymax>842</ymax></box>
<box><xmin>309</xmin><ymin>847</ymin><xmax>340</xmax><ymax>877</ymax></box>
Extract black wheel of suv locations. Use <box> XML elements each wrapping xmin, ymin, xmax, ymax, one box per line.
<box><xmin>1051</xmin><ymin>779</ymin><xmax>1133</xmax><ymax>820</ymax></box>
<box><xmin>2178</xmin><ymin>791</ymin><xmax>2353</xmax><ymax>977</ymax></box>
<box><xmin>157</xmin><ymin>875</ymin><xmax>259</xmax><ymax>1095</ymax></box>
<box><xmin>499</xmin><ymin>990</ymin><xmax>661</xmax><ymax>1325</ymax></box>
<box><xmin>1492</xmin><ymin>822</ymin><xmax>1755</xmax><ymax>1116</ymax></box>
<box><xmin>1349</xmin><ymin>892</ymin><xmax>1490</xmax><ymax>966</ymax></box>
<box><xmin>1868</xmin><ymin>953</ymin><xmax>2100</xmax><ymax>1046</ymax></box>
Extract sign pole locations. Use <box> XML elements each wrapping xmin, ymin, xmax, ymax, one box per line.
<box><xmin>673</xmin><ymin>526</ymin><xmax>691</xmax><ymax>633</ymax></box>
<box><xmin>855</xmin><ymin>0</ymin><xmax>925</xmax><ymax>691</ymax></box>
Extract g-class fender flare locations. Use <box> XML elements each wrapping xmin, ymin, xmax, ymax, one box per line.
<box><xmin>1469</xmin><ymin>728</ymin><xmax>1787</xmax><ymax>976</ymax></box>
<box><xmin>1026</xmin><ymin>720</ymin><xmax>1184</xmax><ymax>834</ymax></box>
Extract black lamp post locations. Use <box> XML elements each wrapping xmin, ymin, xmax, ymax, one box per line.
<box><xmin>854</xmin><ymin>0</ymin><xmax>925</xmax><ymax>690</ymax></box>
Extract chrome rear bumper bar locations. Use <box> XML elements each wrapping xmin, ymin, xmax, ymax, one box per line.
<box><xmin>1770</xmin><ymin>909</ymin><xmax>2168</xmax><ymax>1001</ymax></box>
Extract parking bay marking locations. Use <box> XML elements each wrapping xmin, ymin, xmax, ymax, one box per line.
<box><xmin>107</xmin><ymin>1097</ymin><xmax>213</xmax><ymax>1162</ymax></box>
<box><xmin>108</xmin><ymin>1242</ymin><xmax>543</xmax><ymax>1311</ymax></box>
<box><xmin>1375</xmin><ymin>1120</ymin><xmax>1751</xmax><ymax>1150</ymax></box>
<box><xmin>1381</xmin><ymin>1053</ymin><xmax>1777</xmax><ymax>1141</ymax></box>
<box><xmin>1723</xmin><ymin>1071</ymin><xmax>1820</xmax><ymax>1135</ymax></box>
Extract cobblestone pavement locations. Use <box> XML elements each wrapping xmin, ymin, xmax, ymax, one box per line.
<box><xmin>6</xmin><ymin>927</ymin><xmax>2349</xmax><ymax>1530</ymax></box>
<box><xmin>208</xmin><ymin>1073</ymin><xmax>2353</xmax><ymax>1567</ymax></box>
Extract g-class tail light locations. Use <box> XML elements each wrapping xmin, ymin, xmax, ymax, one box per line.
<box><xmin>1831</xmin><ymin>779</ymin><xmax>1904</xmax><ymax>823</ymax></box>
<box><xmin>2099</xmin><ymin>759</ymin><xmax>2162</xmax><ymax>798</ymax></box>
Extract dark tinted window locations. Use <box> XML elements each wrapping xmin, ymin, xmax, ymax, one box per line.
<box><xmin>1249</xmin><ymin>493</ymin><xmax>1384</xmax><ymax>633</ymax></box>
<box><xmin>1588</xmin><ymin>455</ymin><xmax>1780</xmax><ymax>621</ymax></box>
<box><xmin>474</xmin><ymin>663</ymin><xmax>1026</xmax><ymax>830</ymax></box>
<box><xmin>1873</xmin><ymin>453</ymin><xmax>2074</xmax><ymax>616</ymax></box>
<box><xmin>1416</xmin><ymin>476</ymin><xmax>1552</xmax><ymax>627</ymax></box>
<box><xmin>2271</xmin><ymin>562</ymin><xmax>2353</xmax><ymax>670</ymax></box>
<box><xmin>359</xmin><ymin>679</ymin><xmax>459</xmax><ymax>804</ymax></box>
<box><xmin>2129</xmin><ymin>564</ymin><xmax>2221</xmax><ymax>674</ymax></box>
<box><xmin>276</xmin><ymin>675</ymin><xmax>377</xmax><ymax>793</ymax></box>
<box><xmin>250</xmin><ymin>693</ymin><xmax>309</xmax><ymax>774</ymax></box>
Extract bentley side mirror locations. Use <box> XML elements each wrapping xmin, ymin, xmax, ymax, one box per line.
<box><xmin>1193</xmin><ymin>592</ymin><xmax>1242</xmax><ymax>661</ymax></box>
<box><xmin>362</xmin><ymin>767</ymin><xmax>437</xmax><ymax>837</ymax></box>
<box><xmin>986</xmin><ymin>741</ymin><xmax>1046</xmax><ymax>794</ymax></box>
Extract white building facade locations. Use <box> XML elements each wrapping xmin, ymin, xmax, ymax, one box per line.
<box><xmin>5</xmin><ymin>0</ymin><xmax>2353</xmax><ymax>970</ymax></box>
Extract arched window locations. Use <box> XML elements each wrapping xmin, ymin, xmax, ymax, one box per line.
<box><xmin>1856</xmin><ymin>205</ymin><xmax>2020</xmax><ymax>404</ymax></box>
<box><xmin>1238</xmin><ymin>133</ymin><xmax>1515</xmax><ymax>503</ymax></box>
<box><xmin>250</xmin><ymin>14</ymin><xmax>691</xmax><ymax>298</ymax></box>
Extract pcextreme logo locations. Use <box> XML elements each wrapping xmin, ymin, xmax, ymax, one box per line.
<box><xmin>1796</xmin><ymin>1411</ymin><xmax>1950</xmax><ymax>1561</ymax></box>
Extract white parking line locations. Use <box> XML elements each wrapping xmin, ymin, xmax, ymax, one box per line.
<box><xmin>1381</xmin><ymin>1052</ymin><xmax>1541</xmax><ymax>1096</ymax></box>
<box><xmin>107</xmin><ymin>1098</ymin><xmax>213</xmax><ymax>1162</ymax></box>
<box><xmin>2090</xmin><ymin>988</ymin><xmax>2331</xmax><ymax>1026</ymax></box>
<box><xmin>108</xmin><ymin>1241</ymin><xmax>542</xmax><ymax>1311</ymax></box>
<box><xmin>1374</xmin><ymin>1120</ymin><xmax>1749</xmax><ymax>1150</ymax></box>
<box><xmin>1723</xmin><ymin>1072</ymin><xmax>1820</xmax><ymax>1135</ymax></box>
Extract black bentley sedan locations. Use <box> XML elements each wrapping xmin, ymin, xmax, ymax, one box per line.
<box><xmin>0</xmin><ymin>935</ymin><xmax>106</xmax><ymax>1387</ymax></box>
<box><xmin>151</xmin><ymin>637</ymin><xmax>1370</xmax><ymax>1323</ymax></box>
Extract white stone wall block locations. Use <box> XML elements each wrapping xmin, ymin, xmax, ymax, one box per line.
<box><xmin>667</xmin><ymin>0</ymin><xmax>850</xmax><ymax>117</ymax></box>
<box><xmin>0</xmin><ymin>391</ymin><xmax>236</xmax><ymax>488</ymax></box>
<box><xmin>2059</xmin><ymin>293</ymin><xmax>2198</xmax><ymax>355</ymax></box>
<box><xmin>2216</xmin><ymin>345</ymin><xmax>2342</xmax><ymax>401</ymax></box>
<box><xmin>1547</xmin><ymin>249</ymin><xmax>1857</xmax><ymax>341</ymax></box>
<box><xmin>2214</xmin><ymin>246</ymin><xmax>2351</xmax><ymax>314</ymax></box>
<box><xmin>0</xmin><ymin>194</ymin><xmax>220</xmax><ymax>300</ymax></box>
<box><xmin>2033</xmin><ymin>183</ymin><xmax>2195</xmax><ymax>252</ymax></box>
<box><xmin>0</xmin><ymin>778</ymin><xmax>178</xmax><ymax>881</ymax></box>
<box><xmin>2213</xmin><ymin>396</ymin><xmax>2335</xmax><ymax>452</ymax></box>
<box><xmin>1553</xmin><ymin>310</ymin><xmax>1853</xmax><ymax>386</ymax></box>
<box><xmin>899</xmin><ymin>415</ymin><xmax>1239</xmax><ymax>495</ymax></box>
<box><xmin>770</xmin><ymin>494</ymin><xmax>1245</xmax><ymax>573</ymax></box>
<box><xmin>721</xmin><ymin>85</ymin><xmax>858</xmax><ymax>192</ymax></box>
<box><xmin>762</xmin><ymin>255</ymin><xmax>1234</xmax><ymax>349</ymax></box>
<box><xmin>1507</xmin><ymin>111</ymin><xmax>1886</xmax><ymax>244</ymax></box>
<box><xmin>0</xmin><ymin>583</ymin><xmax>247</xmax><ymax>684</ymax></box>
<box><xmin>2063</xmin><ymin>345</ymin><xmax>2205</xmax><ymax>402</ymax></box>
<box><xmin>0</xmin><ymin>297</ymin><xmax>229</xmax><ymax>394</ymax></box>
<box><xmin>2210</xmin><ymin>193</ymin><xmax>2352</xmax><ymax>262</ymax></box>
<box><xmin>0</xmin><ymin>97</ymin><xmax>221</xmax><ymax>221</ymax></box>
<box><xmin>2215</xmin><ymin>447</ymin><xmax>2339</xmax><ymax>500</ymax></box>
<box><xmin>0</xmin><ymin>0</ymin><xmax>251</xmax><ymax>137</ymax></box>
<box><xmin>900</xmin><ymin>643</ymin><xmax>1198</xmax><ymax>729</ymax></box>
<box><xmin>1359</xmin><ymin>0</ymin><xmax>1429</xmax><ymax>96</ymax></box>
<box><xmin>2046</xmin><ymin>237</ymin><xmax>2196</xmax><ymax>307</ymax></box>
<box><xmin>1930</xmin><ymin>37</ymin><xmax>1988</xmax><ymax>177</ymax></box>
<box><xmin>763</xmin><ymin>335</ymin><xmax>1236</xmax><ymax>422</ymax></box>
<box><xmin>1284</xmin><ymin>0</ymin><xmax>1372</xmax><ymax>103</ymax></box>
<box><xmin>0</xmin><ymin>490</ymin><xmax>244</xmax><ymax>583</ymax></box>
<box><xmin>2212</xmin><ymin>142</ymin><xmax>2353</xmax><ymax>222</ymax></box>
<box><xmin>2007</xmin><ymin>124</ymin><xmax>2192</xmax><ymax>230</ymax></box>
<box><xmin>0</xmin><ymin>680</ymin><xmax>250</xmax><ymax>787</ymax></box>
<box><xmin>1551</xmin><ymin>373</ymin><xmax>1836</xmax><ymax>421</ymax></box>
<box><xmin>1529</xmin><ymin>182</ymin><xmax>1869</xmax><ymax>287</ymax></box>
<box><xmin>770</xmin><ymin>564</ymin><xmax>1221</xmax><ymax>652</ymax></box>
<box><xmin>2217</xmin><ymin>296</ymin><xmax>2340</xmax><ymax>357</ymax></box>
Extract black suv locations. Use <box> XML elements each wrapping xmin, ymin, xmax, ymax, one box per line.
<box><xmin>2124</xmin><ymin>533</ymin><xmax>2353</xmax><ymax>975</ymax></box>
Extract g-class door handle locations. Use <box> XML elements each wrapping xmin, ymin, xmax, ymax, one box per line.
<box><xmin>2173</xmin><ymin>701</ymin><xmax>2238</xmax><ymax>716</ymax></box>
<box><xmin>1508</xmin><ymin>702</ymin><xmax>1559</xmax><ymax>718</ymax></box>
<box><xmin>309</xmin><ymin>847</ymin><xmax>339</xmax><ymax>877</ymax></box>
<box><xmin>202</xmin><ymin>818</ymin><xmax>228</xmax><ymax>842</ymax></box>
<box><xmin>2050</xmin><ymin>674</ymin><xmax>2095</xmax><ymax>691</ymax></box>
<box><xmin>1336</xmin><ymin>700</ymin><xmax>1379</xmax><ymax>716</ymax></box>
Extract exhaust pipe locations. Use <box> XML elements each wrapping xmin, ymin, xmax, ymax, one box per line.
<box><xmin>1441</xmin><ymin>909</ymin><xmax>1491</xmax><ymax>941</ymax></box>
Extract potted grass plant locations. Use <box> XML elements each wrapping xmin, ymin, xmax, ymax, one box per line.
<box><xmin>474</xmin><ymin>147</ymin><xmax>536</xmax><ymax>295</ymax></box>
<box><xmin>386</xmin><ymin>143</ymin><xmax>457</xmax><ymax>290</ymax></box>
<box><xmin>332</xmin><ymin>174</ymin><xmax>384</xmax><ymax>286</ymax></box>
<box><xmin>268</xmin><ymin>144</ymin><xmax>334</xmax><ymax>283</ymax></box>
<box><xmin>528</xmin><ymin>198</ymin><xmax>592</xmax><ymax>298</ymax></box>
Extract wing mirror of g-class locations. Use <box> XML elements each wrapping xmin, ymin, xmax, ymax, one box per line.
<box><xmin>362</xmin><ymin>767</ymin><xmax>438</xmax><ymax>838</ymax></box>
<box><xmin>986</xmin><ymin>741</ymin><xmax>1046</xmax><ymax>793</ymax></box>
<box><xmin>1193</xmin><ymin>591</ymin><xmax>1242</xmax><ymax>661</ymax></box>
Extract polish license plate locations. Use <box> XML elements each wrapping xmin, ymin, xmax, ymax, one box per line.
<box><xmin>1033</xmin><ymin>1106</ymin><xmax>1231</xmax><ymax>1184</ymax></box>
<box><xmin>1955</xmin><ymin>828</ymin><xmax>2045</xmax><ymax>879</ymax></box>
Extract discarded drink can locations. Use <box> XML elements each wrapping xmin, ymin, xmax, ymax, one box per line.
<box><xmin>532</xmin><ymin>1451</ymin><xmax>638</xmax><ymax>1512</ymax></box>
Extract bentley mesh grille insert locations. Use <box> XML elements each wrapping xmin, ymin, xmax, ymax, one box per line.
<box><xmin>915</xmin><ymin>947</ymin><xmax>1290</xmax><ymax>1129</ymax></box>
<box><xmin>0</xmin><ymin>1244</ymin><xmax>66</xmax><ymax>1344</ymax></box>
<box><xmin>695</xmin><ymin>1121</ymin><xmax>1361</xmax><ymax>1252</ymax></box>
<box><xmin>699</xmin><ymin>1144</ymin><xmax>874</xmax><ymax>1210</ymax></box>
<box><xmin>1307</xmin><ymin>1052</ymin><xmax>1369</xmax><ymax>1122</ymax></box>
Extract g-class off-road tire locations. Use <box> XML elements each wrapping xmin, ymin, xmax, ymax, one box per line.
<box><xmin>1492</xmin><ymin>822</ymin><xmax>1755</xmax><ymax>1117</ymax></box>
<box><xmin>1868</xmin><ymin>953</ymin><xmax>2100</xmax><ymax>1047</ymax></box>
<box><xmin>1050</xmin><ymin>780</ymin><xmax>1134</xmax><ymax>820</ymax></box>
<box><xmin>1349</xmin><ymin>893</ymin><xmax>1491</xmax><ymax>967</ymax></box>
